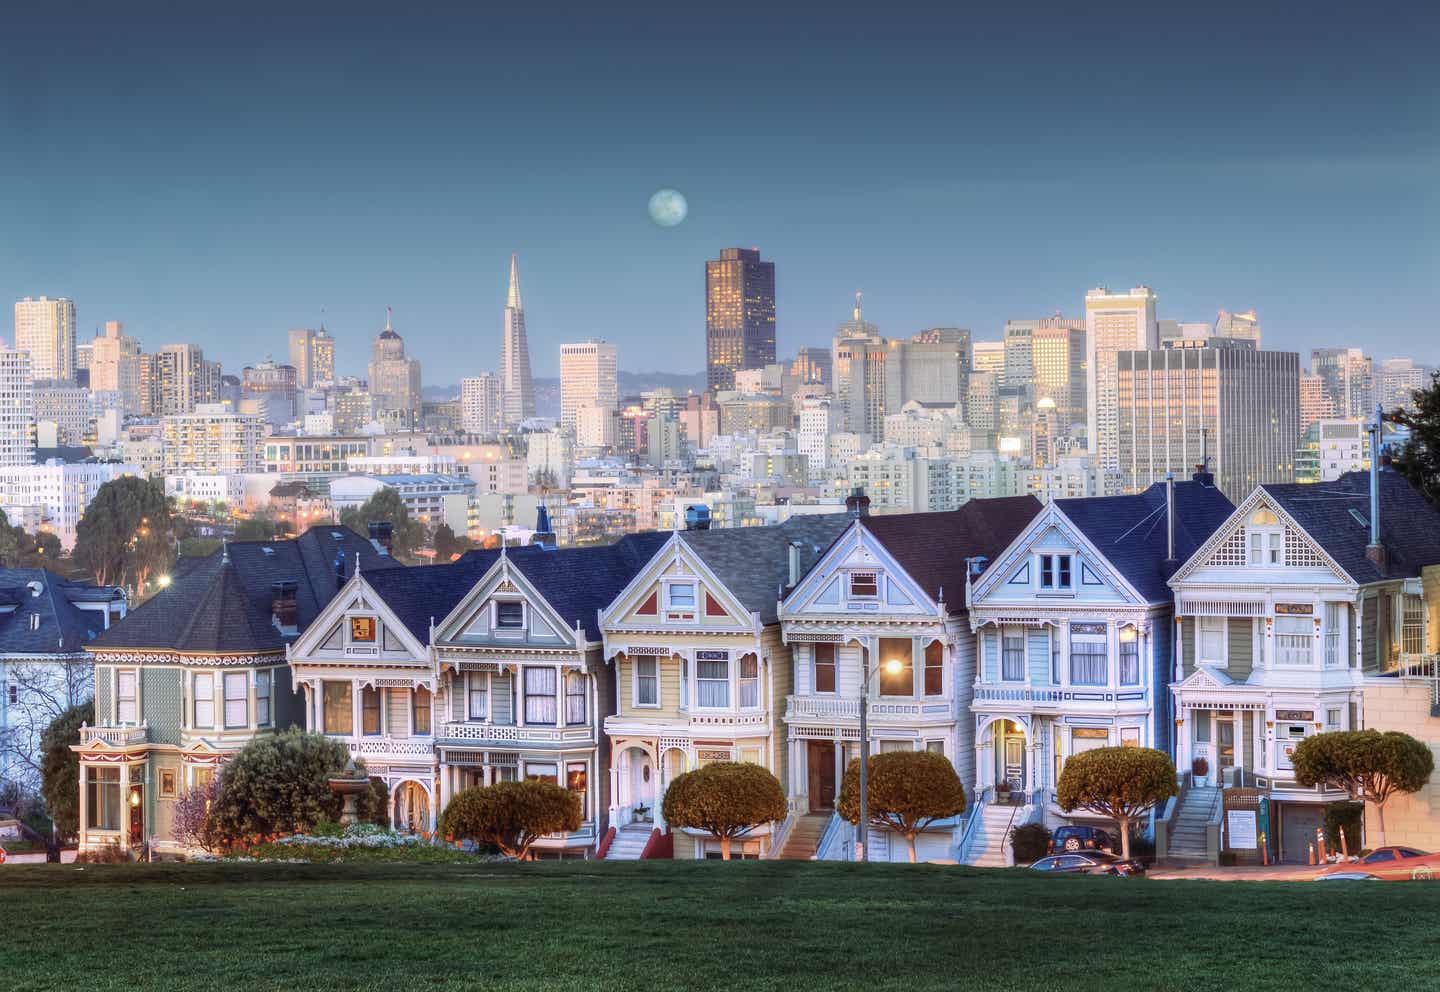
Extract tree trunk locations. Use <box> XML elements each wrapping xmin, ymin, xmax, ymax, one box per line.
<box><xmin>1118</xmin><ymin>815</ymin><xmax>1131</xmax><ymax>860</ymax></box>
<box><xmin>906</xmin><ymin>832</ymin><xmax>917</xmax><ymax>863</ymax></box>
<box><xmin>1374</xmin><ymin>801</ymin><xmax>1387</xmax><ymax>849</ymax></box>
<box><xmin>720</xmin><ymin>835</ymin><xmax>731</xmax><ymax>860</ymax></box>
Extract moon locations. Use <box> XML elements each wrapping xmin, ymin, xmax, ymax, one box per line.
<box><xmin>648</xmin><ymin>188</ymin><xmax>688</xmax><ymax>227</ymax></box>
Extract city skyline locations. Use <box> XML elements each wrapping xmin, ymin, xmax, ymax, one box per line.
<box><xmin>2</xmin><ymin>4</ymin><xmax>1435</xmax><ymax>380</ymax></box>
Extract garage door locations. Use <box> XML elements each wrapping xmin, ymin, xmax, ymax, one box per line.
<box><xmin>871</xmin><ymin>829</ymin><xmax>951</xmax><ymax>863</ymax></box>
<box><xmin>1279</xmin><ymin>803</ymin><xmax>1325</xmax><ymax>864</ymax></box>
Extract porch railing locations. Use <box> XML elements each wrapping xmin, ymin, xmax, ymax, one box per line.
<box><xmin>1397</xmin><ymin>653</ymin><xmax>1440</xmax><ymax>711</ymax></box>
<box><xmin>77</xmin><ymin>723</ymin><xmax>147</xmax><ymax>747</ymax></box>
<box><xmin>785</xmin><ymin>696</ymin><xmax>951</xmax><ymax>722</ymax></box>
<box><xmin>972</xmin><ymin>685</ymin><xmax>1069</xmax><ymax>704</ymax></box>
<box><xmin>440</xmin><ymin>722</ymin><xmax>595</xmax><ymax>745</ymax></box>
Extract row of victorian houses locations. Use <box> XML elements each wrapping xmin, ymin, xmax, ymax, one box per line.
<box><xmin>72</xmin><ymin>465</ymin><xmax>1440</xmax><ymax>864</ymax></box>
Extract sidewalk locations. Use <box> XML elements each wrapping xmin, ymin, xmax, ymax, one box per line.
<box><xmin>1150</xmin><ymin>863</ymin><xmax>1317</xmax><ymax>881</ymax></box>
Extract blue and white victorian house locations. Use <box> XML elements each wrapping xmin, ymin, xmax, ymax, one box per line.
<box><xmin>966</xmin><ymin>471</ymin><xmax>1233</xmax><ymax>836</ymax></box>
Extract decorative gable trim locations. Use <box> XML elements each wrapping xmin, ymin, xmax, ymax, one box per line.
<box><xmin>1168</xmin><ymin>488</ymin><xmax>1355</xmax><ymax>587</ymax></box>
<box><xmin>433</xmin><ymin>557</ymin><xmax>584</xmax><ymax>649</ymax></box>
<box><xmin>289</xmin><ymin>573</ymin><xmax>429</xmax><ymax>663</ymax></box>
<box><xmin>779</xmin><ymin>521</ymin><xmax>936</xmax><ymax>619</ymax></box>
<box><xmin>970</xmin><ymin>503</ymin><xmax>1145</xmax><ymax>607</ymax></box>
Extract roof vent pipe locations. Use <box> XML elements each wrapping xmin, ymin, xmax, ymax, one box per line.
<box><xmin>1165</xmin><ymin>471</ymin><xmax>1176</xmax><ymax>563</ymax></box>
<box><xmin>1366</xmin><ymin>403</ymin><xmax>1387</xmax><ymax>570</ymax></box>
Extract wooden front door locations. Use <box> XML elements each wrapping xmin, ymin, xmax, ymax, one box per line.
<box><xmin>808</xmin><ymin>741</ymin><xmax>836</xmax><ymax>812</ymax></box>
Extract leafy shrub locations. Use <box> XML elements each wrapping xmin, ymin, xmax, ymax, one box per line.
<box><xmin>74</xmin><ymin>841</ymin><xmax>129</xmax><ymax>864</ymax></box>
<box><xmin>661</xmin><ymin>762</ymin><xmax>786</xmax><ymax>860</ymax></box>
<box><xmin>1323</xmin><ymin>801</ymin><xmax>1365</xmax><ymax>852</ymax></box>
<box><xmin>40</xmin><ymin>702</ymin><xmax>93</xmax><ymax>843</ymax></box>
<box><xmin>208</xmin><ymin>729</ymin><xmax>371</xmax><ymax>845</ymax></box>
<box><xmin>837</xmin><ymin>751</ymin><xmax>967</xmax><ymax>863</ymax></box>
<box><xmin>439</xmin><ymin>781</ymin><xmax>581</xmax><ymax>860</ymax></box>
<box><xmin>1010</xmin><ymin>822</ymin><xmax>1051</xmax><ymax>863</ymax></box>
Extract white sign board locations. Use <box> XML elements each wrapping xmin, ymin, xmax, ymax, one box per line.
<box><xmin>1227</xmin><ymin>809</ymin><xmax>1258</xmax><ymax>850</ymax></box>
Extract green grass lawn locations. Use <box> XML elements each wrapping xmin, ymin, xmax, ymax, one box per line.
<box><xmin>2</xmin><ymin>860</ymin><xmax>1437</xmax><ymax>991</ymax></box>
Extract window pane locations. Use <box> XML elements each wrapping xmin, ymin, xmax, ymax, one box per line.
<box><xmin>739</xmin><ymin>655</ymin><xmax>759</xmax><ymax>708</ymax></box>
<box><xmin>323</xmin><ymin>681</ymin><xmax>353</xmax><ymax>735</ymax></box>
<box><xmin>362</xmin><ymin>686</ymin><xmax>382</xmax><ymax>735</ymax></box>
<box><xmin>813</xmin><ymin>643</ymin><xmax>836</xmax><ymax>693</ymax></box>
<box><xmin>1002</xmin><ymin>635</ymin><xmax>1025</xmax><ymax>681</ymax></box>
<box><xmin>524</xmin><ymin>668</ymin><xmax>556</xmax><ymax>724</ymax></box>
<box><xmin>636</xmin><ymin>658</ymin><xmax>657</xmax><ymax>705</ymax></box>
<box><xmin>413</xmin><ymin>687</ymin><xmax>432</xmax><ymax>735</ymax></box>
<box><xmin>496</xmin><ymin>601</ymin><xmax>524</xmax><ymax>629</ymax></box>
<box><xmin>117</xmin><ymin>671</ymin><xmax>137</xmax><ymax>724</ymax></box>
<box><xmin>878</xmin><ymin>639</ymin><xmax>912</xmax><ymax>695</ymax></box>
<box><xmin>224</xmin><ymin>673</ymin><xmax>248</xmax><ymax>728</ymax></box>
<box><xmin>565</xmin><ymin>672</ymin><xmax>586</xmax><ymax>724</ymax></box>
<box><xmin>256</xmin><ymin>670</ymin><xmax>272</xmax><ymax>727</ymax></box>
<box><xmin>1120</xmin><ymin>636</ymin><xmax>1140</xmax><ymax>685</ymax></box>
<box><xmin>667</xmin><ymin>583</ymin><xmax>695</xmax><ymax>608</ymax></box>
<box><xmin>849</xmin><ymin>571</ymin><xmax>878</xmax><ymax>597</ymax></box>
<box><xmin>697</xmin><ymin>658</ymin><xmax>729</xmax><ymax>707</ymax></box>
<box><xmin>193</xmin><ymin>673</ymin><xmax>214</xmax><ymax>728</ymax></box>
<box><xmin>525</xmin><ymin>763</ymin><xmax>558</xmax><ymax>785</ymax></box>
<box><xmin>1070</xmin><ymin>641</ymin><xmax>1107</xmax><ymax>685</ymax></box>
<box><xmin>469</xmin><ymin>676</ymin><xmax>488</xmax><ymax>720</ymax></box>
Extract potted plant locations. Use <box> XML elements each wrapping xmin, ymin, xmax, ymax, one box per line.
<box><xmin>633</xmin><ymin>804</ymin><xmax>651</xmax><ymax>823</ymax></box>
<box><xmin>1191</xmin><ymin>756</ymin><xmax>1209</xmax><ymax>781</ymax></box>
<box><xmin>995</xmin><ymin>781</ymin><xmax>1012</xmax><ymax>803</ymax></box>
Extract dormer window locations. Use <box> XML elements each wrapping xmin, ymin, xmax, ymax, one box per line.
<box><xmin>848</xmin><ymin>571</ymin><xmax>879</xmax><ymax>599</ymax></box>
<box><xmin>1039</xmin><ymin>554</ymin><xmax>1073</xmax><ymax>591</ymax></box>
<box><xmin>1247</xmin><ymin>509</ymin><xmax>1284</xmax><ymax>566</ymax></box>
<box><xmin>667</xmin><ymin>583</ymin><xmax>696</xmax><ymax>610</ymax></box>
<box><xmin>495</xmin><ymin>601</ymin><xmax>525</xmax><ymax>630</ymax></box>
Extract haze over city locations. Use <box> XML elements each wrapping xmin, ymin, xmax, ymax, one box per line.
<box><xmin>2</xmin><ymin>1</ymin><xmax>1435</xmax><ymax>378</ymax></box>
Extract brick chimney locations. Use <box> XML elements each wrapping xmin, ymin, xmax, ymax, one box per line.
<box><xmin>846</xmin><ymin>487</ymin><xmax>871</xmax><ymax>518</ymax></box>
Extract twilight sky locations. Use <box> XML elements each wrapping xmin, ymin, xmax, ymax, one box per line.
<box><xmin>1</xmin><ymin>1</ymin><xmax>1436</xmax><ymax>381</ymax></box>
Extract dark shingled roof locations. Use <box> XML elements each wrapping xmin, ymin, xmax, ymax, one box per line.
<box><xmin>1261</xmin><ymin>471</ymin><xmax>1440</xmax><ymax>583</ymax></box>
<box><xmin>91</xmin><ymin>526</ymin><xmax>402</xmax><ymax>654</ymax></box>
<box><xmin>0</xmin><ymin>569</ymin><xmax>125</xmax><ymax>654</ymax></box>
<box><xmin>680</xmin><ymin>514</ymin><xmax>852</xmax><ymax>623</ymax></box>
<box><xmin>362</xmin><ymin>532</ymin><xmax>672</xmax><ymax>644</ymax></box>
<box><xmin>1055</xmin><ymin>477</ymin><xmax>1235</xmax><ymax>602</ymax></box>
<box><xmin>856</xmin><ymin>496</ymin><xmax>1044</xmax><ymax>607</ymax></box>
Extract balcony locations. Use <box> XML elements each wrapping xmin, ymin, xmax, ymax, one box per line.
<box><xmin>784</xmin><ymin>695</ymin><xmax>952</xmax><ymax>725</ymax></box>
<box><xmin>346</xmin><ymin>738</ymin><xmax>437</xmax><ymax>760</ymax></box>
<box><xmin>76</xmin><ymin>723</ymin><xmax>147</xmax><ymax>748</ymax></box>
<box><xmin>439</xmin><ymin>722</ymin><xmax>596</xmax><ymax>747</ymax></box>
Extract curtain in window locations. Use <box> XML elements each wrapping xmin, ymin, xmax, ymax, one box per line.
<box><xmin>323</xmin><ymin>681</ymin><xmax>353</xmax><ymax>735</ymax></box>
<box><xmin>193</xmin><ymin>673</ymin><xmax>215</xmax><ymax>728</ymax></box>
<box><xmin>116</xmin><ymin>671</ymin><xmax>137</xmax><ymax>724</ymax></box>
<box><xmin>697</xmin><ymin>658</ymin><xmax>729</xmax><ymax>708</ymax></box>
<box><xmin>1002</xmin><ymin>634</ymin><xmax>1025</xmax><ymax>681</ymax></box>
<box><xmin>1119</xmin><ymin>636</ymin><xmax>1140</xmax><ymax>685</ymax></box>
<box><xmin>1070</xmin><ymin>640</ymin><xmax>1107</xmax><ymax>685</ymax></box>
<box><xmin>566</xmin><ymin>671</ymin><xmax>587</xmax><ymax>724</ymax></box>
<box><xmin>223</xmin><ymin>672</ymin><xmax>248</xmax><ymax>729</ymax></box>
<box><xmin>635</xmin><ymin>658</ymin><xmax>658</xmax><ymax>705</ymax></box>
<box><xmin>469</xmin><ymin>675</ymin><xmax>488</xmax><ymax>720</ymax></box>
<box><xmin>738</xmin><ymin>655</ymin><xmax>759</xmax><ymax>708</ymax></box>
<box><xmin>813</xmin><ymin>643</ymin><xmax>836</xmax><ymax>693</ymax></box>
<box><xmin>524</xmin><ymin>668</ymin><xmax>557</xmax><ymax>724</ymax></box>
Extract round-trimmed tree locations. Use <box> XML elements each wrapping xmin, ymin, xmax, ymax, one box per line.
<box><xmin>440</xmin><ymin>780</ymin><xmax>581</xmax><ymax>860</ymax></box>
<box><xmin>1292</xmin><ymin>729</ymin><xmax>1434</xmax><ymax>847</ymax></box>
<box><xmin>837</xmin><ymin>750</ymin><xmax>967</xmax><ymax>863</ymax></box>
<box><xmin>208</xmin><ymin>728</ymin><xmax>371</xmax><ymax>844</ymax></box>
<box><xmin>660</xmin><ymin>761</ymin><xmax>787</xmax><ymax>860</ymax></box>
<box><xmin>1056</xmin><ymin>747</ymin><xmax>1176</xmax><ymax>860</ymax></box>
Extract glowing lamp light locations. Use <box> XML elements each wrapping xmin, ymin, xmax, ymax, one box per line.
<box><xmin>129</xmin><ymin>789</ymin><xmax>141</xmax><ymax>808</ymax></box>
<box><xmin>882</xmin><ymin>658</ymin><xmax>905</xmax><ymax>677</ymax></box>
<box><xmin>1119</xmin><ymin>627</ymin><xmax>1138</xmax><ymax>643</ymax></box>
<box><xmin>157</xmin><ymin>575</ymin><xmax>172</xmax><ymax>588</ymax></box>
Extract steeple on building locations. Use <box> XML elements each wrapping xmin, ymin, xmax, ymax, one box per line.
<box><xmin>501</xmin><ymin>253</ymin><xmax>535</xmax><ymax>423</ymax></box>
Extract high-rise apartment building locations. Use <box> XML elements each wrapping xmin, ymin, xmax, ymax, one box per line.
<box><xmin>501</xmin><ymin>254</ymin><xmax>535</xmax><ymax>423</ymax></box>
<box><xmin>288</xmin><ymin>328</ymin><xmax>335</xmax><ymax>388</ymax></box>
<box><xmin>368</xmin><ymin>313</ymin><xmax>422</xmax><ymax>423</ymax></box>
<box><xmin>831</xmin><ymin>294</ymin><xmax>887</xmax><ymax>435</ymax></box>
<box><xmin>1116</xmin><ymin>341</ymin><xmax>1299</xmax><ymax>501</ymax></box>
<box><xmin>1377</xmin><ymin>357</ymin><xmax>1431</xmax><ymax>411</ymax></box>
<box><xmin>559</xmin><ymin>340</ymin><xmax>619</xmax><ymax>434</ymax></box>
<box><xmin>1030</xmin><ymin>319</ymin><xmax>1087</xmax><ymax>429</ymax></box>
<box><xmin>1002</xmin><ymin>320</ymin><xmax>1035</xmax><ymax>397</ymax></box>
<box><xmin>1298</xmin><ymin>372</ymin><xmax>1336</xmax><ymax>434</ymax></box>
<box><xmin>705</xmin><ymin>247</ymin><xmax>776</xmax><ymax>392</ymax></box>
<box><xmin>797</xmin><ymin>396</ymin><xmax>840</xmax><ymax>474</ymax></box>
<box><xmin>154</xmin><ymin>344</ymin><xmax>220</xmax><ymax>416</ymax></box>
<box><xmin>1311</xmin><ymin>347</ymin><xmax>1373</xmax><ymax>419</ymax></box>
<box><xmin>160</xmin><ymin>404</ymin><xmax>264</xmax><ymax>474</ymax></box>
<box><xmin>460</xmin><ymin>373</ymin><xmax>504</xmax><ymax>436</ymax></box>
<box><xmin>970</xmin><ymin>341</ymin><xmax>1004</xmax><ymax>376</ymax></box>
<box><xmin>1214</xmin><ymin>309</ymin><xmax>1260</xmax><ymax>343</ymax></box>
<box><xmin>0</xmin><ymin>348</ymin><xmax>34</xmax><ymax>466</ymax></box>
<box><xmin>14</xmin><ymin>297</ymin><xmax>77</xmax><ymax>382</ymax></box>
<box><xmin>883</xmin><ymin>329</ymin><xmax>971</xmax><ymax>415</ymax></box>
<box><xmin>90</xmin><ymin>320</ymin><xmax>143</xmax><ymax>414</ymax></box>
<box><xmin>1085</xmin><ymin>286</ymin><xmax>1159</xmax><ymax>480</ymax></box>
<box><xmin>33</xmin><ymin>381</ymin><xmax>91</xmax><ymax>446</ymax></box>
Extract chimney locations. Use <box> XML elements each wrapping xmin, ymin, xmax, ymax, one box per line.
<box><xmin>531</xmin><ymin>504</ymin><xmax>557</xmax><ymax>550</ymax></box>
<box><xmin>1366</xmin><ymin>402</ymin><xmax>1387</xmax><ymax>571</ymax></box>
<box><xmin>333</xmin><ymin>550</ymin><xmax>346</xmax><ymax>585</ymax></box>
<box><xmin>684</xmin><ymin>504</ymin><xmax>711</xmax><ymax>531</ymax></box>
<box><xmin>1165</xmin><ymin>472</ymin><xmax>1176</xmax><ymax>563</ymax></box>
<box><xmin>846</xmin><ymin>486</ymin><xmax>871</xmax><ymax>518</ymax></box>
<box><xmin>271</xmin><ymin>580</ymin><xmax>299</xmax><ymax>631</ymax></box>
<box><xmin>368</xmin><ymin>521</ymin><xmax>393</xmax><ymax>554</ymax></box>
<box><xmin>788</xmin><ymin>541</ymin><xmax>802</xmax><ymax>587</ymax></box>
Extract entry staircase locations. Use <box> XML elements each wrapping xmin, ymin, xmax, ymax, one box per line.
<box><xmin>603</xmin><ymin>823</ymin><xmax>653</xmax><ymax>860</ymax></box>
<box><xmin>1166</xmin><ymin>785</ymin><xmax>1220</xmax><ymax>864</ymax></box>
<box><xmin>966</xmin><ymin>804</ymin><xmax>1023</xmax><ymax>867</ymax></box>
<box><xmin>776</xmin><ymin>812</ymin><xmax>831</xmax><ymax>860</ymax></box>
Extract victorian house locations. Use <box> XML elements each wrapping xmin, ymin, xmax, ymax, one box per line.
<box><xmin>76</xmin><ymin>526</ymin><xmax>400</xmax><ymax>856</ymax></box>
<box><xmin>598</xmin><ymin>515</ymin><xmax>849</xmax><ymax>859</ymax></box>
<box><xmin>778</xmin><ymin>495</ymin><xmax>1042</xmax><ymax>862</ymax></box>
<box><xmin>289</xmin><ymin>533</ymin><xmax>667</xmax><ymax>854</ymax></box>
<box><xmin>1168</xmin><ymin>469</ymin><xmax>1440</xmax><ymax>862</ymax></box>
<box><xmin>966</xmin><ymin>472</ymin><xmax>1232</xmax><ymax>861</ymax></box>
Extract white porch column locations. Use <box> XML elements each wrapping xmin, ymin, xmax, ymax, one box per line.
<box><xmin>554</xmin><ymin>665</ymin><xmax>564</xmax><ymax>728</ymax></box>
<box><xmin>1234</xmin><ymin>710</ymin><xmax>1246</xmax><ymax>777</ymax></box>
<box><xmin>1176</xmin><ymin>706</ymin><xmax>1190</xmax><ymax>776</ymax></box>
<box><xmin>78</xmin><ymin>763</ymin><xmax>88</xmax><ymax>846</ymax></box>
<box><xmin>118</xmin><ymin>762</ymin><xmax>131</xmax><ymax>848</ymax></box>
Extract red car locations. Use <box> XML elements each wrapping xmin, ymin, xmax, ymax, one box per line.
<box><xmin>1317</xmin><ymin>846</ymin><xmax>1440</xmax><ymax>881</ymax></box>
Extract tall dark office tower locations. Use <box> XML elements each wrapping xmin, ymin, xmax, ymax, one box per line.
<box><xmin>705</xmin><ymin>247</ymin><xmax>776</xmax><ymax>392</ymax></box>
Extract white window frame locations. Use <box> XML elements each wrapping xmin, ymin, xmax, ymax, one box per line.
<box><xmin>1197</xmin><ymin>616</ymin><xmax>1226</xmax><ymax>665</ymax></box>
<box><xmin>1038</xmin><ymin>553</ymin><xmax>1073</xmax><ymax>591</ymax></box>
<box><xmin>1001</xmin><ymin>629</ymin><xmax>1025</xmax><ymax>682</ymax></box>
<box><xmin>1273</xmin><ymin>615</ymin><xmax>1314</xmax><ymax>667</ymax></box>
<box><xmin>255</xmin><ymin>669</ymin><xmax>272</xmax><ymax>727</ymax></box>
<box><xmin>468</xmin><ymin>672</ymin><xmax>488</xmax><ymax>721</ymax></box>
<box><xmin>1118</xmin><ymin>628</ymin><xmax>1141</xmax><ymax>686</ymax></box>
<box><xmin>116</xmin><ymin>669</ymin><xmax>138</xmax><ymax>725</ymax></box>
<box><xmin>665</xmin><ymin>582</ymin><xmax>696</xmax><ymax>611</ymax></box>
<box><xmin>193</xmin><ymin>672</ymin><xmax>215</xmax><ymax>729</ymax></box>
<box><xmin>695</xmin><ymin>655</ymin><xmax>730</xmax><ymax>709</ymax></box>
<box><xmin>738</xmin><ymin>655</ymin><xmax>760</xmax><ymax>709</ymax></box>
<box><xmin>565</xmin><ymin>670</ymin><xmax>587</xmax><ymax>725</ymax></box>
<box><xmin>812</xmin><ymin>642</ymin><xmax>838</xmax><ymax>694</ymax></box>
<box><xmin>634</xmin><ymin>657</ymin><xmax>659</xmax><ymax>708</ymax></box>
<box><xmin>493</xmin><ymin>599</ymin><xmax>526</xmax><ymax>633</ymax></box>
<box><xmin>847</xmin><ymin>570</ymin><xmax>879</xmax><ymax>600</ymax></box>
<box><xmin>223</xmin><ymin>671</ymin><xmax>248</xmax><ymax>729</ymax></box>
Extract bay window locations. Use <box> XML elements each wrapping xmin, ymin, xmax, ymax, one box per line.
<box><xmin>696</xmin><ymin>656</ymin><xmax>729</xmax><ymax>708</ymax></box>
<box><xmin>223</xmin><ymin>672</ymin><xmax>248</xmax><ymax>729</ymax></box>
<box><xmin>86</xmin><ymin>766</ymin><xmax>121</xmax><ymax>830</ymax></box>
<box><xmin>193</xmin><ymin>673</ymin><xmax>215</xmax><ymax>728</ymax></box>
<box><xmin>565</xmin><ymin>671</ymin><xmax>587</xmax><ymax>725</ymax></box>
<box><xmin>635</xmin><ymin>657</ymin><xmax>658</xmax><ymax>706</ymax></box>
<box><xmin>1119</xmin><ymin>629</ymin><xmax>1140</xmax><ymax>685</ymax></box>
<box><xmin>256</xmin><ymin>670</ymin><xmax>272</xmax><ymax>727</ymax></box>
<box><xmin>468</xmin><ymin>674</ymin><xmax>488</xmax><ymax>720</ymax></box>
<box><xmin>361</xmin><ymin>686</ymin><xmax>382</xmax><ymax>735</ymax></box>
<box><xmin>1001</xmin><ymin>633</ymin><xmax>1025</xmax><ymax>681</ymax></box>
<box><xmin>116</xmin><ymin>670</ymin><xmax>137</xmax><ymax>724</ymax></box>
<box><xmin>739</xmin><ymin>655</ymin><xmax>759</xmax><ymax>708</ymax></box>
<box><xmin>523</xmin><ymin>668</ymin><xmax>556</xmax><ymax>724</ymax></box>
<box><xmin>1274</xmin><ymin>615</ymin><xmax>1313</xmax><ymax>666</ymax></box>
<box><xmin>412</xmin><ymin>686</ymin><xmax>432</xmax><ymax>735</ymax></box>
<box><xmin>878</xmin><ymin>639</ymin><xmax>912</xmax><ymax>695</ymax></box>
<box><xmin>1069</xmin><ymin>633</ymin><xmax>1107</xmax><ymax>686</ymax></box>
<box><xmin>322</xmin><ymin>681</ymin><xmax>353</xmax><ymax>735</ymax></box>
<box><xmin>813</xmin><ymin>643</ymin><xmax>836</xmax><ymax>693</ymax></box>
<box><xmin>923</xmin><ymin>641</ymin><xmax>943</xmax><ymax>696</ymax></box>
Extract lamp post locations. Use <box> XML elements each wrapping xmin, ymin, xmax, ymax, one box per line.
<box><xmin>857</xmin><ymin>647</ymin><xmax>907</xmax><ymax>862</ymax></box>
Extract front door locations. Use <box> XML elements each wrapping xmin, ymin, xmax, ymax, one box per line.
<box><xmin>808</xmin><ymin>741</ymin><xmax>836</xmax><ymax>812</ymax></box>
<box><xmin>1004</xmin><ymin>735</ymin><xmax>1024</xmax><ymax>790</ymax></box>
<box><xmin>1217</xmin><ymin>719</ymin><xmax>1236</xmax><ymax>783</ymax></box>
<box><xmin>128</xmin><ymin>786</ymin><xmax>144</xmax><ymax>847</ymax></box>
<box><xmin>630</xmin><ymin>753</ymin><xmax>654</xmax><ymax>819</ymax></box>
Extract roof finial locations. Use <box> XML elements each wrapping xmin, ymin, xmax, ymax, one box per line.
<box><xmin>354</xmin><ymin>551</ymin><xmax>361</xmax><ymax>577</ymax></box>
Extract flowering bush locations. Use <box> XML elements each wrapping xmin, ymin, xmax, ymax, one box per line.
<box><xmin>171</xmin><ymin>779</ymin><xmax>223</xmax><ymax>853</ymax></box>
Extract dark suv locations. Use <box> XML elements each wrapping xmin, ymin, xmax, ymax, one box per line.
<box><xmin>1049</xmin><ymin>825</ymin><xmax>1116</xmax><ymax>854</ymax></box>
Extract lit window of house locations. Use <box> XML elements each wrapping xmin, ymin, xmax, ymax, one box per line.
<box><xmin>878</xmin><ymin>639</ymin><xmax>912</xmax><ymax>695</ymax></box>
<box><xmin>1246</xmin><ymin>510</ymin><xmax>1284</xmax><ymax>566</ymax></box>
<box><xmin>1119</xmin><ymin>628</ymin><xmax>1140</xmax><ymax>685</ymax></box>
<box><xmin>322</xmin><ymin>681</ymin><xmax>352</xmax><ymax>735</ymax></box>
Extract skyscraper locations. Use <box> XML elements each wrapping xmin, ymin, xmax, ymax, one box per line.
<box><xmin>501</xmin><ymin>254</ymin><xmax>535</xmax><ymax>423</ymax></box>
<box><xmin>705</xmin><ymin>247</ymin><xmax>776</xmax><ymax>392</ymax></box>
<box><xmin>830</xmin><ymin>295</ymin><xmax>887</xmax><ymax>436</ymax></box>
<box><xmin>154</xmin><ymin>343</ymin><xmax>220</xmax><ymax>415</ymax></box>
<box><xmin>461</xmin><ymin>374</ymin><xmax>504</xmax><ymax>436</ymax></box>
<box><xmin>1214</xmin><ymin>309</ymin><xmax>1261</xmax><ymax>344</ymax></box>
<box><xmin>1085</xmin><ymin>286</ymin><xmax>1159</xmax><ymax>483</ymax></box>
<box><xmin>1030</xmin><ymin>319</ymin><xmax>1087</xmax><ymax>429</ymax></box>
<box><xmin>883</xmin><ymin>328</ymin><xmax>971</xmax><ymax>413</ymax></box>
<box><xmin>90</xmin><ymin>320</ymin><xmax>142</xmax><ymax>415</ymax></box>
<box><xmin>559</xmin><ymin>340</ymin><xmax>619</xmax><ymax>434</ymax></box>
<box><xmin>0</xmin><ymin>347</ymin><xmax>34</xmax><ymax>466</ymax></box>
<box><xmin>368</xmin><ymin>311</ymin><xmax>423</xmax><ymax>423</ymax></box>
<box><xmin>1116</xmin><ymin>340</ymin><xmax>1299</xmax><ymax>501</ymax></box>
<box><xmin>289</xmin><ymin>328</ymin><xmax>335</xmax><ymax>388</ymax></box>
<box><xmin>1311</xmin><ymin>347</ymin><xmax>1373</xmax><ymax>419</ymax></box>
<box><xmin>14</xmin><ymin>296</ymin><xmax>76</xmax><ymax>382</ymax></box>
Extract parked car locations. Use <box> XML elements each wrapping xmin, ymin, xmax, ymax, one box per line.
<box><xmin>1049</xmin><ymin>825</ymin><xmax>1116</xmax><ymax>854</ymax></box>
<box><xmin>1316</xmin><ymin>846</ymin><xmax>1440</xmax><ymax>881</ymax></box>
<box><xmin>1029</xmin><ymin>852</ymin><xmax>1146</xmax><ymax>876</ymax></box>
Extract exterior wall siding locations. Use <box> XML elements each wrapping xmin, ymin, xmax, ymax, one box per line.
<box><xmin>761</xmin><ymin>624</ymin><xmax>792</xmax><ymax>795</ymax></box>
<box><xmin>1362</xmin><ymin>680</ymin><xmax>1440</xmax><ymax>849</ymax></box>
<box><xmin>1151</xmin><ymin>612</ymin><xmax>1174</xmax><ymax>757</ymax></box>
<box><xmin>141</xmin><ymin>667</ymin><xmax>182</xmax><ymax>746</ymax></box>
<box><xmin>1180</xmin><ymin>618</ymin><xmax>1195</xmax><ymax>677</ymax></box>
<box><xmin>94</xmin><ymin>665</ymin><xmax>113</xmax><ymax>724</ymax></box>
<box><xmin>1026</xmin><ymin>630</ymin><xmax>1049</xmax><ymax>685</ymax></box>
<box><xmin>1226</xmin><ymin>618</ymin><xmax>1253</xmax><ymax>681</ymax></box>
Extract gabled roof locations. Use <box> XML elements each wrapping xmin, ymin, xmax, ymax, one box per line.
<box><xmin>1260</xmin><ymin>471</ymin><xmax>1440</xmax><ymax>584</ymax></box>
<box><xmin>0</xmin><ymin>569</ymin><xmax>124</xmax><ymax>654</ymax></box>
<box><xmin>1055</xmin><ymin>477</ymin><xmax>1235</xmax><ymax>603</ymax></box>
<box><xmin>677</xmin><ymin>514</ymin><xmax>851</xmax><ymax>623</ymax></box>
<box><xmin>91</xmin><ymin>526</ymin><xmax>403</xmax><ymax>654</ymax></box>
<box><xmin>363</xmin><ymin>531</ymin><xmax>672</xmax><ymax>645</ymax></box>
<box><xmin>855</xmin><ymin>496</ymin><xmax>1043</xmax><ymax>606</ymax></box>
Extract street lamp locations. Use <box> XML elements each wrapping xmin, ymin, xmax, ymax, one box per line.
<box><xmin>857</xmin><ymin>650</ymin><xmax>907</xmax><ymax>862</ymax></box>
